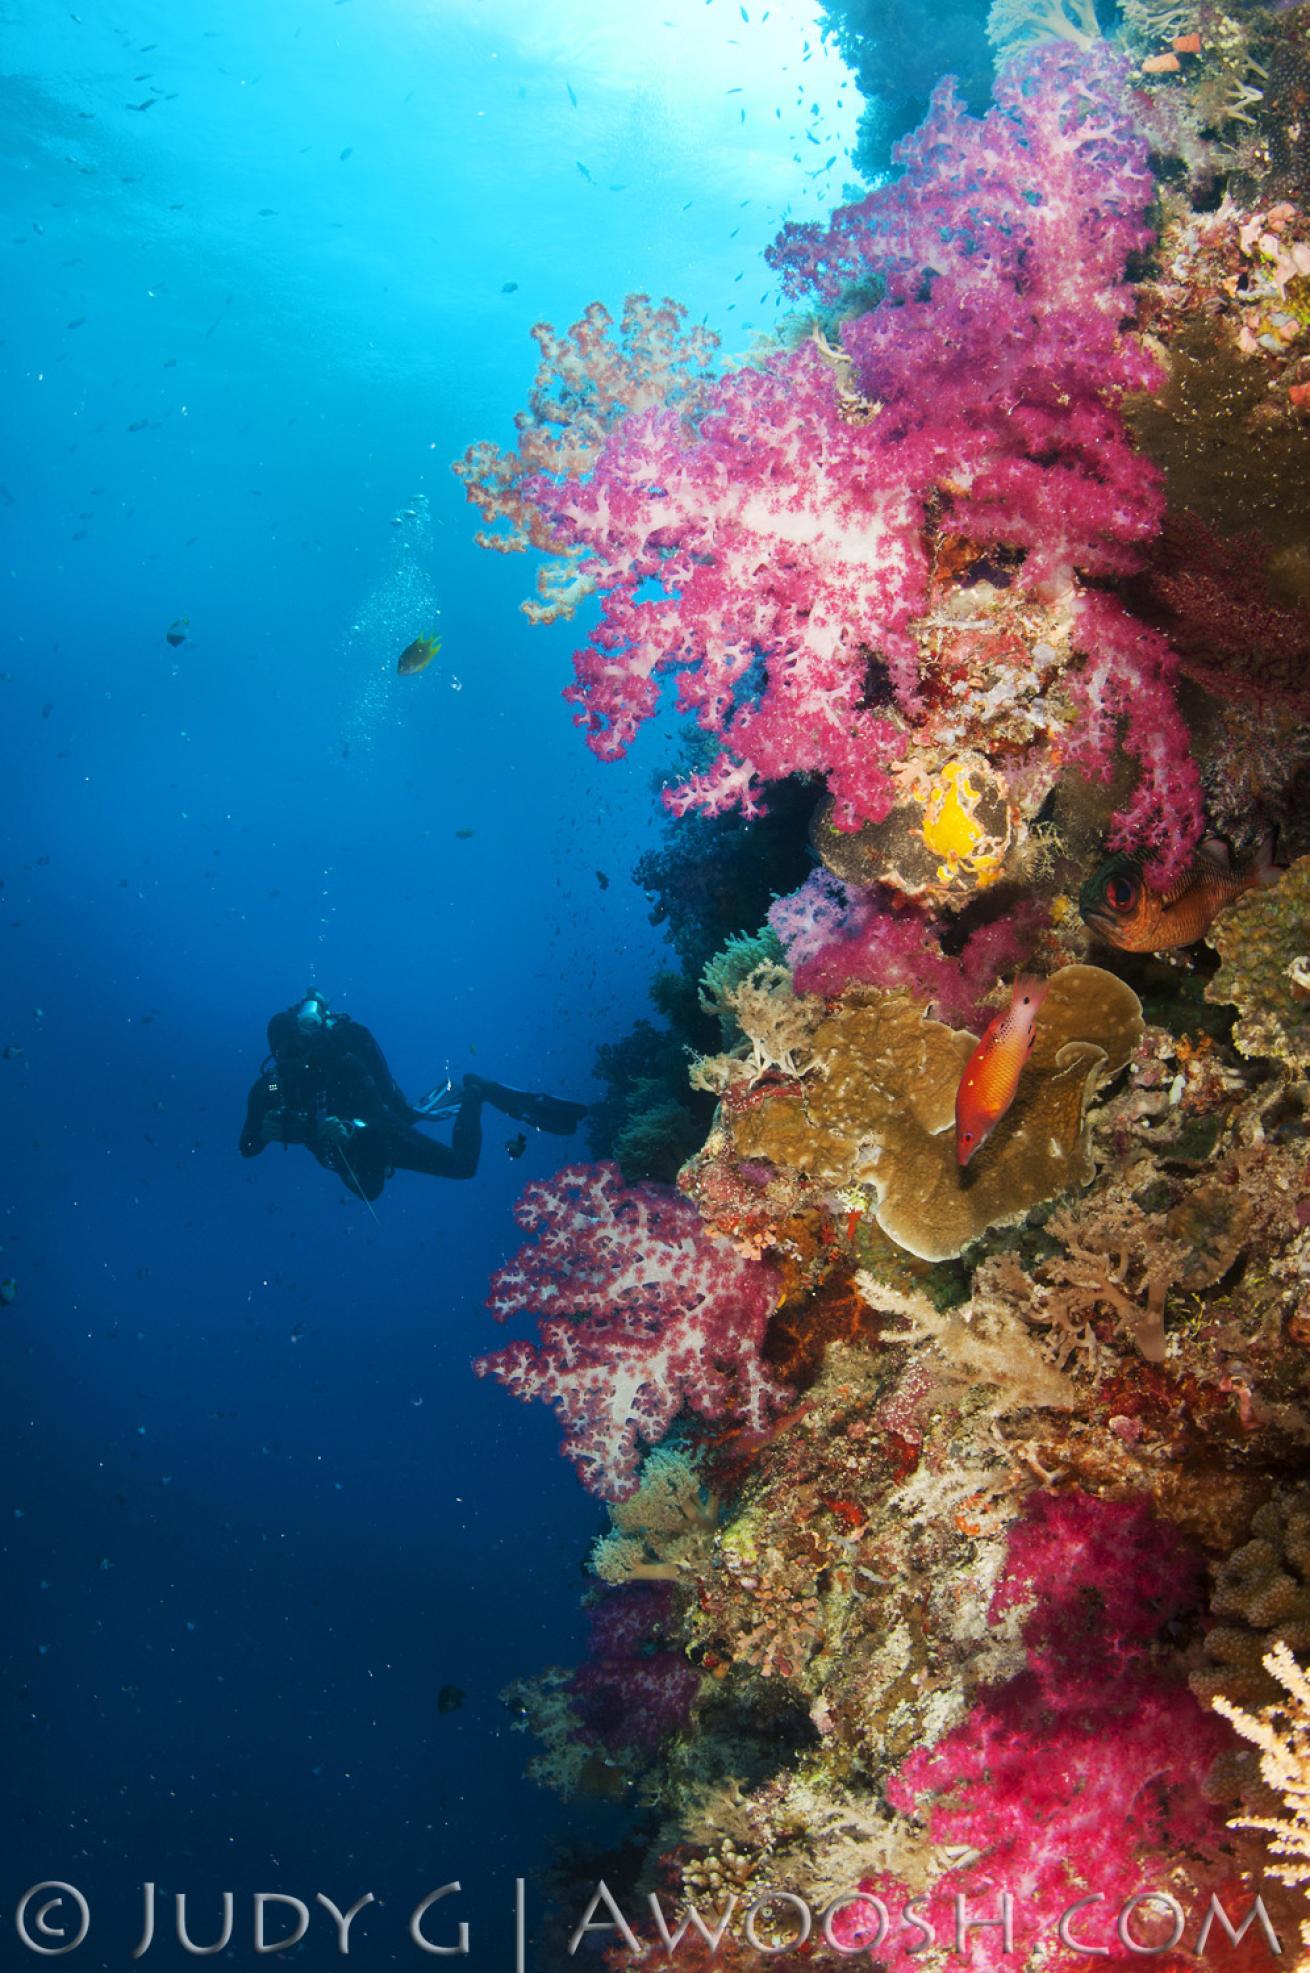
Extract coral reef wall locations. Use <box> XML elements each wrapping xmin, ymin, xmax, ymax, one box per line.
<box><xmin>456</xmin><ymin>2</ymin><xmax>1310</xmax><ymax>1963</ymax></box>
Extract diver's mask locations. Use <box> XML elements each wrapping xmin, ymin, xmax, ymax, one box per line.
<box><xmin>294</xmin><ymin>991</ymin><xmax>331</xmax><ymax>1035</ymax></box>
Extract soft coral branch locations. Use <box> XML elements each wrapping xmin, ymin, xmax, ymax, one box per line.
<box><xmin>476</xmin><ymin>1164</ymin><xmax>787</xmax><ymax>1501</ymax></box>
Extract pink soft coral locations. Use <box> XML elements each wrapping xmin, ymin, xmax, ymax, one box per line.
<box><xmin>570</xmin><ymin>1585</ymin><xmax>700</xmax><ymax>1752</ymax></box>
<box><xmin>768</xmin><ymin>869</ymin><xmax>1046</xmax><ymax>1021</ymax></box>
<box><xmin>867</xmin><ymin>1493</ymin><xmax>1234</xmax><ymax>1973</ymax></box>
<box><xmin>545</xmin><ymin>345</ymin><xmax>926</xmax><ymax>829</ymax></box>
<box><xmin>1065</xmin><ymin>589</ymin><xmax>1205</xmax><ymax>883</ymax></box>
<box><xmin>475</xmin><ymin>1163</ymin><xmax>787</xmax><ymax>1501</ymax></box>
<box><xmin>769</xmin><ymin>42</ymin><xmax>1204</xmax><ymax>882</ymax></box>
<box><xmin>496</xmin><ymin>44</ymin><xmax>1201</xmax><ymax>875</ymax></box>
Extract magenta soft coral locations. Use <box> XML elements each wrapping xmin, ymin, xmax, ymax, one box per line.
<box><xmin>769</xmin><ymin>42</ymin><xmax>1204</xmax><ymax>881</ymax></box>
<box><xmin>858</xmin><ymin>1493</ymin><xmax>1235</xmax><ymax>1973</ymax></box>
<box><xmin>570</xmin><ymin>1585</ymin><xmax>700</xmax><ymax>1753</ymax></box>
<box><xmin>504</xmin><ymin>44</ymin><xmax>1203</xmax><ymax>874</ymax></box>
<box><xmin>542</xmin><ymin>351</ymin><xmax>926</xmax><ymax>829</ymax></box>
<box><xmin>768</xmin><ymin>869</ymin><xmax>1045</xmax><ymax>1024</ymax></box>
<box><xmin>475</xmin><ymin>1163</ymin><xmax>787</xmax><ymax>1501</ymax></box>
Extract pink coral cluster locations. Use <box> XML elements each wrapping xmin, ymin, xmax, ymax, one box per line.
<box><xmin>855</xmin><ymin>1493</ymin><xmax>1233</xmax><ymax>1972</ymax></box>
<box><xmin>569</xmin><ymin>1585</ymin><xmax>700</xmax><ymax>1752</ymax></box>
<box><xmin>548</xmin><ymin>343</ymin><xmax>926</xmax><ymax>829</ymax></box>
<box><xmin>478</xmin><ymin>42</ymin><xmax>1202</xmax><ymax>877</ymax></box>
<box><xmin>768</xmin><ymin>868</ymin><xmax>1045</xmax><ymax>1025</ymax></box>
<box><xmin>1064</xmin><ymin>589</ymin><xmax>1205</xmax><ymax>876</ymax></box>
<box><xmin>771</xmin><ymin>45</ymin><xmax>1162</xmax><ymax>598</ymax></box>
<box><xmin>475</xmin><ymin>1163</ymin><xmax>788</xmax><ymax>1501</ymax></box>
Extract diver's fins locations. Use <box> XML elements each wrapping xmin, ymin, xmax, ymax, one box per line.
<box><xmin>480</xmin><ymin>1081</ymin><xmax>588</xmax><ymax>1136</ymax></box>
<box><xmin>413</xmin><ymin>1080</ymin><xmax>461</xmax><ymax>1121</ymax></box>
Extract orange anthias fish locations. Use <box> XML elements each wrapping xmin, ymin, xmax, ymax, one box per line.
<box><xmin>955</xmin><ymin>977</ymin><xmax>1048</xmax><ymax>1168</ymax></box>
<box><xmin>1079</xmin><ymin>837</ymin><xmax>1277</xmax><ymax>953</ymax></box>
<box><xmin>397</xmin><ymin>631</ymin><xmax>441</xmax><ymax>677</ymax></box>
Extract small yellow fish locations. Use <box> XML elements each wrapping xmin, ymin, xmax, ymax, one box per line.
<box><xmin>397</xmin><ymin>631</ymin><xmax>440</xmax><ymax>677</ymax></box>
<box><xmin>1080</xmin><ymin>837</ymin><xmax>1277</xmax><ymax>952</ymax></box>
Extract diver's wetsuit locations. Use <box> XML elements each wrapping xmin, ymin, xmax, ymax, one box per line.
<box><xmin>239</xmin><ymin>1010</ymin><xmax>584</xmax><ymax>1202</ymax></box>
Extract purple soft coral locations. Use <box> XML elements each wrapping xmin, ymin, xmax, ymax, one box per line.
<box><xmin>475</xmin><ymin>1163</ymin><xmax>787</xmax><ymax>1501</ymax></box>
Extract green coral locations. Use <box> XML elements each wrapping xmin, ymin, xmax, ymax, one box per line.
<box><xmin>591</xmin><ymin>1445</ymin><xmax>718</xmax><ymax>1585</ymax></box>
<box><xmin>987</xmin><ymin>0</ymin><xmax>1101</xmax><ymax>60</ymax></box>
<box><xmin>699</xmin><ymin>927</ymin><xmax>785</xmax><ymax>1031</ymax></box>
<box><xmin>1206</xmin><ymin>854</ymin><xmax>1310</xmax><ymax>1070</ymax></box>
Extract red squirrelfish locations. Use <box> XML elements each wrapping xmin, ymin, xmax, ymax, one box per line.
<box><xmin>1079</xmin><ymin>836</ymin><xmax>1278</xmax><ymax>953</ymax></box>
<box><xmin>955</xmin><ymin>977</ymin><xmax>1048</xmax><ymax>1168</ymax></box>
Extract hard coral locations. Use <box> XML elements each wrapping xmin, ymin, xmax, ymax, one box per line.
<box><xmin>1192</xmin><ymin>1487</ymin><xmax>1310</xmax><ymax>1712</ymax></box>
<box><xmin>694</xmin><ymin>966</ymin><xmax>1143</xmax><ymax>1263</ymax></box>
<box><xmin>1206</xmin><ymin>855</ymin><xmax>1310</xmax><ymax>1070</ymax></box>
<box><xmin>476</xmin><ymin>1163</ymin><xmax>788</xmax><ymax>1500</ymax></box>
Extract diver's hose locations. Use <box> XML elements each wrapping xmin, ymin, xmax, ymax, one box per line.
<box><xmin>334</xmin><ymin>1132</ymin><xmax>381</xmax><ymax>1228</ymax></box>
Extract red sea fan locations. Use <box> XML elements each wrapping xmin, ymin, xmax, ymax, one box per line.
<box><xmin>1131</xmin><ymin>511</ymin><xmax>1310</xmax><ymax>715</ymax></box>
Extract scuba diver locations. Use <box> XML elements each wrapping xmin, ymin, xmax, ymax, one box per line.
<box><xmin>239</xmin><ymin>990</ymin><xmax>588</xmax><ymax>1203</ymax></box>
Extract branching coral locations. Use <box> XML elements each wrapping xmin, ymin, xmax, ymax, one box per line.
<box><xmin>476</xmin><ymin>1164</ymin><xmax>788</xmax><ymax>1500</ymax></box>
<box><xmin>592</xmin><ymin>1446</ymin><xmax>719</xmax><ymax>1585</ymax></box>
<box><xmin>1212</xmin><ymin>1642</ymin><xmax>1310</xmax><ymax>1970</ymax></box>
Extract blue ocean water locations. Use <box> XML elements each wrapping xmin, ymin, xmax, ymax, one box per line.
<box><xmin>0</xmin><ymin>1</ymin><xmax>855</xmax><ymax>1963</ymax></box>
